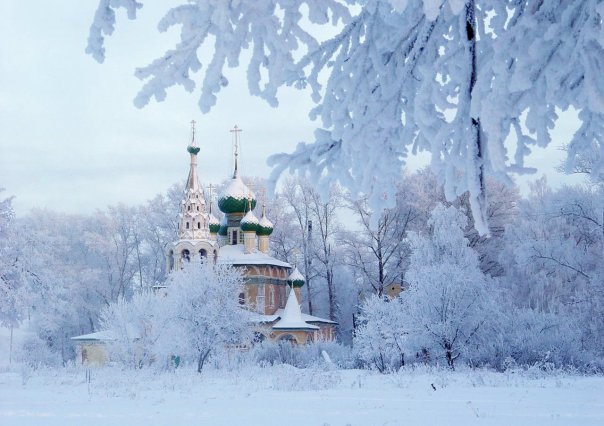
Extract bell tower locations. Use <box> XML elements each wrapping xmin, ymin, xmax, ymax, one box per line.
<box><xmin>178</xmin><ymin>120</ymin><xmax>210</xmax><ymax>240</ymax></box>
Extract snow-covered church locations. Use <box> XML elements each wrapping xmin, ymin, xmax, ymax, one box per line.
<box><xmin>73</xmin><ymin>124</ymin><xmax>335</xmax><ymax>362</ymax></box>
<box><xmin>165</xmin><ymin>125</ymin><xmax>336</xmax><ymax>344</ymax></box>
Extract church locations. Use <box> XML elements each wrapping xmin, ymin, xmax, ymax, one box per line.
<box><xmin>165</xmin><ymin>123</ymin><xmax>336</xmax><ymax>344</ymax></box>
<box><xmin>72</xmin><ymin>124</ymin><xmax>335</xmax><ymax>364</ymax></box>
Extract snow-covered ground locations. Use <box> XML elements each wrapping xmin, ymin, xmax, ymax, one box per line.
<box><xmin>0</xmin><ymin>363</ymin><xmax>602</xmax><ymax>426</ymax></box>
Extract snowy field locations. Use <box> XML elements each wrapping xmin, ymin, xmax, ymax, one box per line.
<box><xmin>1</xmin><ymin>363</ymin><xmax>603</xmax><ymax>426</ymax></box>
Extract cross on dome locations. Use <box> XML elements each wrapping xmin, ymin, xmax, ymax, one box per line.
<box><xmin>190</xmin><ymin>120</ymin><xmax>197</xmax><ymax>146</ymax></box>
<box><xmin>230</xmin><ymin>125</ymin><xmax>242</xmax><ymax>178</ymax></box>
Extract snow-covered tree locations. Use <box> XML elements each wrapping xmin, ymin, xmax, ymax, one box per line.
<box><xmin>86</xmin><ymin>0</ymin><xmax>604</xmax><ymax>233</ymax></box>
<box><xmin>499</xmin><ymin>178</ymin><xmax>604</xmax><ymax>361</ymax></box>
<box><xmin>407</xmin><ymin>168</ymin><xmax>519</xmax><ymax>277</ymax></box>
<box><xmin>307</xmin><ymin>183</ymin><xmax>343</xmax><ymax>321</ymax></box>
<box><xmin>354</xmin><ymin>294</ymin><xmax>408</xmax><ymax>372</ymax></box>
<box><xmin>159</xmin><ymin>262</ymin><xmax>250</xmax><ymax>372</ymax></box>
<box><xmin>99</xmin><ymin>290</ymin><xmax>162</xmax><ymax>368</ymax></box>
<box><xmin>0</xmin><ymin>189</ymin><xmax>26</xmax><ymax>363</ymax></box>
<box><xmin>341</xmin><ymin>182</ymin><xmax>418</xmax><ymax>297</ymax></box>
<box><xmin>404</xmin><ymin>204</ymin><xmax>493</xmax><ymax>369</ymax></box>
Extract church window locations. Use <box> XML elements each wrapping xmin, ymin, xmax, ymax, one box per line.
<box><xmin>231</xmin><ymin>230</ymin><xmax>238</xmax><ymax>245</ymax></box>
<box><xmin>269</xmin><ymin>287</ymin><xmax>275</xmax><ymax>307</ymax></box>
<box><xmin>188</xmin><ymin>205</ymin><xmax>191</xmax><ymax>211</ymax></box>
<box><xmin>197</xmin><ymin>222</ymin><xmax>201</xmax><ymax>229</ymax></box>
<box><xmin>199</xmin><ymin>249</ymin><xmax>207</xmax><ymax>260</ymax></box>
<box><xmin>238</xmin><ymin>292</ymin><xmax>245</xmax><ymax>305</ymax></box>
<box><xmin>186</xmin><ymin>222</ymin><xmax>190</xmax><ymax>229</ymax></box>
<box><xmin>197</xmin><ymin>206</ymin><xmax>199</xmax><ymax>211</ymax></box>
<box><xmin>181</xmin><ymin>249</ymin><xmax>190</xmax><ymax>262</ymax></box>
<box><xmin>256</xmin><ymin>285</ymin><xmax>265</xmax><ymax>313</ymax></box>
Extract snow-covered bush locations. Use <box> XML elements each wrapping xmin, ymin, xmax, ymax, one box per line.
<box><xmin>15</xmin><ymin>335</ymin><xmax>62</xmax><ymax>368</ymax></box>
<box><xmin>249</xmin><ymin>340</ymin><xmax>355</xmax><ymax>369</ymax></box>
<box><xmin>354</xmin><ymin>295</ymin><xmax>408</xmax><ymax>372</ymax></box>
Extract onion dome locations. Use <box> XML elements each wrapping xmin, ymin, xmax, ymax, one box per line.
<box><xmin>218</xmin><ymin>214</ymin><xmax>228</xmax><ymax>236</ymax></box>
<box><xmin>208</xmin><ymin>212</ymin><xmax>220</xmax><ymax>234</ymax></box>
<box><xmin>187</xmin><ymin>145</ymin><xmax>200</xmax><ymax>155</ymax></box>
<box><xmin>240</xmin><ymin>209</ymin><xmax>259</xmax><ymax>232</ymax></box>
<box><xmin>218</xmin><ymin>176</ymin><xmax>256</xmax><ymax>214</ymax></box>
<box><xmin>288</xmin><ymin>267</ymin><xmax>305</xmax><ymax>288</ymax></box>
<box><xmin>257</xmin><ymin>207</ymin><xmax>273</xmax><ymax>236</ymax></box>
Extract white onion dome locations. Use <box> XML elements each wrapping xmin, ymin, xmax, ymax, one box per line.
<box><xmin>218</xmin><ymin>176</ymin><xmax>257</xmax><ymax>214</ymax></box>
<box><xmin>240</xmin><ymin>209</ymin><xmax>259</xmax><ymax>232</ymax></box>
<box><xmin>208</xmin><ymin>212</ymin><xmax>220</xmax><ymax>234</ymax></box>
<box><xmin>218</xmin><ymin>214</ymin><xmax>228</xmax><ymax>236</ymax></box>
<box><xmin>257</xmin><ymin>211</ymin><xmax>274</xmax><ymax>236</ymax></box>
<box><xmin>288</xmin><ymin>267</ymin><xmax>305</xmax><ymax>288</ymax></box>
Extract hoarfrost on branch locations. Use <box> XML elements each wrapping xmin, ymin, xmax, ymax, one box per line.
<box><xmin>87</xmin><ymin>0</ymin><xmax>604</xmax><ymax>233</ymax></box>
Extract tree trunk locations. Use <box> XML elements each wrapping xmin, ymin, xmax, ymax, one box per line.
<box><xmin>327</xmin><ymin>267</ymin><xmax>336</xmax><ymax>321</ymax></box>
<box><xmin>197</xmin><ymin>349</ymin><xmax>211</xmax><ymax>373</ymax></box>
<box><xmin>445</xmin><ymin>341</ymin><xmax>455</xmax><ymax>370</ymax></box>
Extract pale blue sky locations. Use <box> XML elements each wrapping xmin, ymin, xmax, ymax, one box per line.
<box><xmin>0</xmin><ymin>1</ymin><xmax>583</xmax><ymax>215</ymax></box>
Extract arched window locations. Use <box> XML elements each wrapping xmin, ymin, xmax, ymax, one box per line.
<box><xmin>181</xmin><ymin>249</ymin><xmax>190</xmax><ymax>262</ymax></box>
<box><xmin>238</xmin><ymin>292</ymin><xmax>245</xmax><ymax>305</ymax></box>
<box><xmin>199</xmin><ymin>249</ymin><xmax>207</xmax><ymax>260</ymax></box>
<box><xmin>269</xmin><ymin>287</ymin><xmax>275</xmax><ymax>307</ymax></box>
<box><xmin>278</xmin><ymin>334</ymin><xmax>297</xmax><ymax>344</ymax></box>
<box><xmin>168</xmin><ymin>250</ymin><xmax>174</xmax><ymax>270</ymax></box>
<box><xmin>197</xmin><ymin>206</ymin><xmax>199</xmax><ymax>211</ymax></box>
<box><xmin>188</xmin><ymin>205</ymin><xmax>191</xmax><ymax>211</ymax></box>
<box><xmin>197</xmin><ymin>222</ymin><xmax>201</xmax><ymax>229</ymax></box>
<box><xmin>186</xmin><ymin>222</ymin><xmax>190</xmax><ymax>229</ymax></box>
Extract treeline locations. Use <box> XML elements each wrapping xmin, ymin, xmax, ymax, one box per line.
<box><xmin>0</xmin><ymin>168</ymin><xmax>602</xmax><ymax>370</ymax></box>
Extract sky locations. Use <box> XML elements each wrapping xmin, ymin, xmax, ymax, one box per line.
<box><xmin>0</xmin><ymin>1</ymin><xmax>584</xmax><ymax>216</ymax></box>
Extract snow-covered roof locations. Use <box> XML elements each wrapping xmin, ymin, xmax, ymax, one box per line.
<box><xmin>288</xmin><ymin>267</ymin><xmax>305</xmax><ymax>282</ymax></box>
<box><xmin>72</xmin><ymin>326</ymin><xmax>141</xmax><ymax>342</ymax></box>
<box><xmin>241</xmin><ymin>209</ymin><xmax>259</xmax><ymax>225</ymax></box>
<box><xmin>273</xmin><ymin>289</ymin><xmax>319</xmax><ymax>330</ymax></box>
<box><xmin>301</xmin><ymin>313</ymin><xmax>337</xmax><ymax>325</ymax></box>
<box><xmin>217</xmin><ymin>244</ymin><xmax>291</xmax><ymax>268</ymax></box>
<box><xmin>247</xmin><ymin>312</ymin><xmax>280</xmax><ymax>323</ymax></box>
<box><xmin>259</xmin><ymin>213</ymin><xmax>273</xmax><ymax>229</ymax></box>
<box><xmin>220</xmin><ymin>176</ymin><xmax>255</xmax><ymax>201</ymax></box>
<box><xmin>71</xmin><ymin>330</ymin><xmax>117</xmax><ymax>341</ymax></box>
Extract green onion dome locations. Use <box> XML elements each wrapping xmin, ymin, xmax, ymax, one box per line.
<box><xmin>218</xmin><ymin>176</ymin><xmax>256</xmax><ymax>214</ymax></box>
<box><xmin>257</xmin><ymin>212</ymin><xmax>274</xmax><ymax>236</ymax></box>
<box><xmin>288</xmin><ymin>267</ymin><xmax>305</xmax><ymax>288</ymax></box>
<box><xmin>187</xmin><ymin>146</ymin><xmax>201</xmax><ymax>155</ymax></box>
<box><xmin>208</xmin><ymin>212</ymin><xmax>220</xmax><ymax>234</ymax></box>
<box><xmin>240</xmin><ymin>209</ymin><xmax>259</xmax><ymax>232</ymax></box>
<box><xmin>218</xmin><ymin>214</ymin><xmax>228</xmax><ymax>236</ymax></box>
